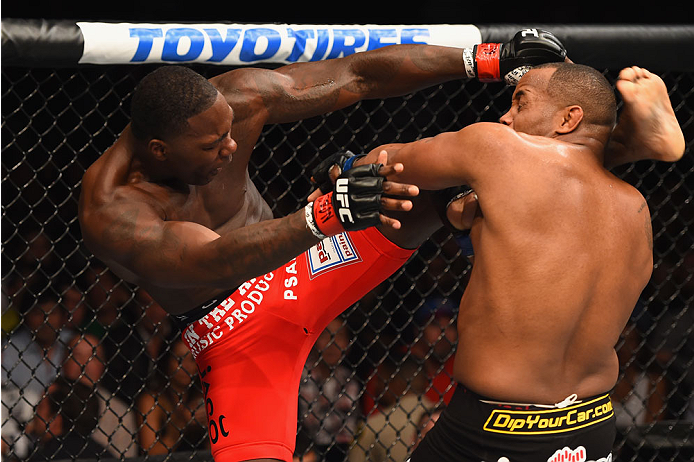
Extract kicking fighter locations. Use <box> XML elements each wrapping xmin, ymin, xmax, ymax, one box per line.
<box><xmin>322</xmin><ymin>64</ymin><xmax>684</xmax><ymax>462</ymax></box>
<box><xmin>78</xmin><ymin>30</ymin><xmax>567</xmax><ymax>461</ymax></box>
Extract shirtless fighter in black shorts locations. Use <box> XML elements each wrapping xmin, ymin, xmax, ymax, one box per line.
<box><xmin>310</xmin><ymin>64</ymin><xmax>683</xmax><ymax>462</ymax></box>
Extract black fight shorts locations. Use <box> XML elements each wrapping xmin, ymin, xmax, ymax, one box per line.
<box><xmin>409</xmin><ymin>385</ymin><xmax>615</xmax><ymax>462</ymax></box>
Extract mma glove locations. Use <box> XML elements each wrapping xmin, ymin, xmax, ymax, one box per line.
<box><xmin>305</xmin><ymin>163</ymin><xmax>383</xmax><ymax>240</ymax></box>
<box><xmin>310</xmin><ymin>150</ymin><xmax>365</xmax><ymax>194</ymax></box>
<box><xmin>463</xmin><ymin>28</ymin><xmax>567</xmax><ymax>85</ymax></box>
<box><xmin>434</xmin><ymin>185</ymin><xmax>476</xmax><ymax>257</ymax></box>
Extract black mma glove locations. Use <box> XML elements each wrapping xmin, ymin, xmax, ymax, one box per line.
<box><xmin>310</xmin><ymin>150</ymin><xmax>365</xmax><ymax>194</ymax></box>
<box><xmin>463</xmin><ymin>28</ymin><xmax>567</xmax><ymax>85</ymax></box>
<box><xmin>305</xmin><ymin>163</ymin><xmax>383</xmax><ymax>240</ymax></box>
<box><xmin>433</xmin><ymin>185</ymin><xmax>476</xmax><ymax>257</ymax></box>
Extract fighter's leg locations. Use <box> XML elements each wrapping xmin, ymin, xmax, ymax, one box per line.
<box><xmin>605</xmin><ymin>66</ymin><xmax>685</xmax><ymax>168</ymax></box>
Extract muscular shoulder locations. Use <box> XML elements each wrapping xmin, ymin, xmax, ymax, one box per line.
<box><xmin>210</xmin><ymin>68</ymin><xmax>276</xmax><ymax>122</ymax></box>
<box><xmin>80</xmin><ymin>175</ymin><xmax>165</xmax><ymax>254</ymax></box>
<box><xmin>456</xmin><ymin>123</ymin><xmax>530</xmax><ymax>157</ymax></box>
<box><xmin>446</xmin><ymin>123</ymin><xmax>539</xmax><ymax>177</ymax></box>
<box><xmin>81</xmin><ymin>153</ymin><xmax>165</xmax><ymax>215</ymax></box>
<box><xmin>614</xmin><ymin>176</ymin><xmax>649</xmax><ymax>212</ymax></box>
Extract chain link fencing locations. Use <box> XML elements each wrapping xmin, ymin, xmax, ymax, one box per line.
<box><xmin>2</xmin><ymin>63</ymin><xmax>693</xmax><ymax>461</ymax></box>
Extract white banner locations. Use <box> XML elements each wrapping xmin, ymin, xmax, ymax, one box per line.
<box><xmin>77</xmin><ymin>23</ymin><xmax>482</xmax><ymax>65</ymax></box>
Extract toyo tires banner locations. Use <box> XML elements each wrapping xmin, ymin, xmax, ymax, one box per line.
<box><xmin>3</xmin><ymin>20</ymin><xmax>693</xmax><ymax>71</ymax></box>
<box><xmin>77</xmin><ymin>23</ymin><xmax>482</xmax><ymax>65</ymax></box>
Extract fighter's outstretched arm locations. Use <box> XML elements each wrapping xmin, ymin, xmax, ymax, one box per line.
<box><xmin>211</xmin><ymin>30</ymin><xmax>566</xmax><ymax>126</ymax></box>
<box><xmin>605</xmin><ymin>66</ymin><xmax>685</xmax><ymax>168</ymax></box>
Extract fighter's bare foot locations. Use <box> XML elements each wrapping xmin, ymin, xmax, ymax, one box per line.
<box><xmin>608</xmin><ymin>66</ymin><xmax>685</xmax><ymax>167</ymax></box>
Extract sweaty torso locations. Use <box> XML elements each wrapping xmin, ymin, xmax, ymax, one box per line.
<box><xmin>80</xmin><ymin>112</ymin><xmax>273</xmax><ymax>315</ymax></box>
<box><xmin>453</xmin><ymin>136</ymin><xmax>653</xmax><ymax>403</ymax></box>
<box><xmin>136</xmin><ymin>171</ymin><xmax>273</xmax><ymax>314</ymax></box>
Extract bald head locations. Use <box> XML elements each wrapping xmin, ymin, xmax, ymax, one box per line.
<box><xmin>536</xmin><ymin>62</ymin><xmax>617</xmax><ymax>129</ymax></box>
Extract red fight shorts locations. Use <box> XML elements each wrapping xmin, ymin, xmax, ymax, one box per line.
<box><xmin>180</xmin><ymin>228</ymin><xmax>414</xmax><ymax>462</ymax></box>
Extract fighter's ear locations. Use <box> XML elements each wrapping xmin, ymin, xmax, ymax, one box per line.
<box><xmin>556</xmin><ymin>105</ymin><xmax>583</xmax><ymax>134</ymax></box>
<box><xmin>149</xmin><ymin>139</ymin><xmax>168</xmax><ymax>161</ymax></box>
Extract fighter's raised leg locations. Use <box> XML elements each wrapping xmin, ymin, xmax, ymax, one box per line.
<box><xmin>605</xmin><ymin>66</ymin><xmax>685</xmax><ymax>168</ymax></box>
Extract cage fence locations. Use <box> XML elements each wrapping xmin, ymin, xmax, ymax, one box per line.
<box><xmin>2</xmin><ymin>22</ymin><xmax>694</xmax><ymax>462</ymax></box>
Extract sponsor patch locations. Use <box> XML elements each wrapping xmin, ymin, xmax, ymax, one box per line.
<box><xmin>483</xmin><ymin>394</ymin><xmax>614</xmax><ymax>435</ymax></box>
<box><xmin>307</xmin><ymin>232</ymin><xmax>361</xmax><ymax>279</ymax></box>
<box><xmin>547</xmin><ymin>446</ymin><xmax>612</xmax><ymax>462</ymax></box>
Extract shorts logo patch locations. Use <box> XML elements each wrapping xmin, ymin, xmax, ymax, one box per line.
<box><xmin>483</xmin><ymin>394</ymin><xmax>614</xmax><ymax>435</ymax></box>
<box><xmin>547</xmin><ymin>446</ymin><xmax>612</xmax><ymax>462</ymax></box>
<box><xmin>307</xmin><ymin>232</ymin><xmax>361</xmax><ymax>279</ymax></box>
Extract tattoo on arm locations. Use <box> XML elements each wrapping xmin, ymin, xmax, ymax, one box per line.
<box><xmin>638</xmin><ymin>201</ymin><xmax>653</xmax><ymax>251</ymax></box>
<box><xmin>102</xmin><ymin>207</ymin><xmax>183</xmax><ymax>269</ymax></box>
<box><xmin>103</xmin><ymin>209</ymin><xmax>138</xmax><ymax>245</ymax></box>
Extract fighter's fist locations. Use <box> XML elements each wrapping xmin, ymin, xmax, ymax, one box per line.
<box><xmin>310</xmin><ymin>150</ymin><xmax>364</xmax><ymax>195</ymax></box>
<box><xmin>466</xmin><ymin>29</ymin><xmax>567</xmax><ymax>85</ymax></box>
<box><xmin>308</xmin><ymin>163</ymin><xmax>385</xmax><ymax>238</ymax></box>
<box><xmin>305</xmin><ymin>152</ymin><xmax>419</xmax><ymax>240</ymax></box>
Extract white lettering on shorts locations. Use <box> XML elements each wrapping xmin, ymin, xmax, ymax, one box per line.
<box><xmin>184</xmin><ymin>272</ymin><xmax>274</xmax><ymax>358</ymax></box>
<box><xmin>283</xmin><ymin>257</ymin><xmax>299</xmax><ymax>300</ymax></box>
<box><xmin>307</xmin><ymin>232</ymin><xmax>361</xmax><ymax>279</ymax></box>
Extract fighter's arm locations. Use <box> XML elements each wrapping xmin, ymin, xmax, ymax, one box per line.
<box><xmin>80</xmin><ymin>155</ymin><xmax>417</xmax><ymax>290</ymax></box>
<box><xmin>211</xmin><ymin>30</ymin><xmax>566</xmax><ymax>126</ymax></box>
<box><xmin>81</xmin><ymin>196</ymin><xmax>317</xmax><ymax>290</ymax></box>
<box><xmin>211</xmin><ymin>45</ymin><xmax>469</xmax><ymax>126</ymax></box>
<box><xmin>357</xmin><ymin>123</ymin><xmax>507</xmax><ymax>191</ymax></box>
<box><xmin>308</xmin><ymin>122</ymin><xmax>510</xmax><ymax>203</ymax></box>
<box><xmin>353</xmin><ymin>124</ymin><xmax>505</xmax><ymax>249</ymax></box>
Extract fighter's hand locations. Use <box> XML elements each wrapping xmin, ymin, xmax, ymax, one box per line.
<box><xmin>305</xmin><ymin>150</ymin><xmax>419</xmax><ymax>239</ymax></box>
<box><xmin>470</xmin><ymin>28</ymin><xmax>567</xmax><ymax>85</ymax></box>
<box><xmin>433</xmin><ymin>185</ymin><xmax>478</xmax><ymax>258</ymax></box>
<box><xmin>310</xmin><ymin>150</ymin><xmax>363</xmax><ymax>195</ymax></box>
<box><xmin>446</xmin><ymin>190</ymin><xmax>478</xmax><ymax>232</ymax></box>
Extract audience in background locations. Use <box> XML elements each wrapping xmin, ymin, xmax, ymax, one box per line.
<box><xmin>25</xmin><ymin>376</ymin><xmax>108</xmax><ymax>461</ymax></box>
<box><xmin>134</xmin><ymin>289</ymin><xmax>172</xmax><ymax>367</ymax></box>
<box><xmin>410</xmin><ymin>405</ymin><xmax>445</xmax><ymax>453</ymax></box>
<box><xmin>81</xmin><ymin>265</ymin><xmax>152</xmax><ymax>407</ymax></box>
<box><xmin>61</xmin><ymin>332</ymin><xmax>138</xmax><ymax>457</ymax></box>
<box><xmin>2</xmin><ymin>293</ymin><xmax>73</xmax><ymax>395</ymax></box>
<box><xmin>297</xmin><ymin>318</ymin><xmax>361</xmax><ymax>461</ymax></box>
<box><xmin>60</xmin><ymin>283</ymin><xmax>90</xmax><ymax>333</ymax></box>
<box><xmin>135</xmin><ymin>337</ymin><xmax>208</xmax><ymax>455</ymax></box>
<box><xmin>360</xmin><ymin>297</ymin><xmax>458</xmax><ymax>417</ymax></box>
<box><xmin>3</xmin><ymin>231</ymin><xmax>62</xmax><ymax>316</ymax></box>
<box><xmin>1</xmin><ymin>293</ymin><xmax>74</xmax><ymax>459</ymax></box>
<box><xmin>646</xmin><ymin>297</ymin><xmax>694</xmax><ymax>422</ymax></box>
<box><xmin>411</xmin><ymin>298</ymin><xmax>458</xmax><ymax>406</ymax></box>
<box><xmin>612</xmin><ymin>319</ymin><xmax>668</xmax><ymax>429</ymax></box>
<box><xmin>349</xmin><ymin>356</ymin><xmax>433</xmax><ymax>462</ymax></box>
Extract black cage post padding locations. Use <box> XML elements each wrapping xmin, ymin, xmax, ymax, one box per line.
<box><xmin>1</xmin><ymin>19</ymin><xmax>84</xmax><ymax>67</ymax></box>
<box><xmin>481</xmin><ymin>24</ymin><xmax>694</xmax><ymax>72</ymax></box>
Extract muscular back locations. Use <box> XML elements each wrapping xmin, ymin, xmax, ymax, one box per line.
<box><xmin>458</xmin><ymin>132</ymin><xmax>652</xmax><ymax>402</ymax></box>
<box><xmin>373</xmin><ymin>123</ymin><xmax>654</xmax><ymax>403</ymax></box>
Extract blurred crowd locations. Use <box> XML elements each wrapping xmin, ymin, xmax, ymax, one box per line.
<box><xmin>1</xmin><ymin>227</ymin><xmax>692</xmax><ymax>462</ymax></box>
